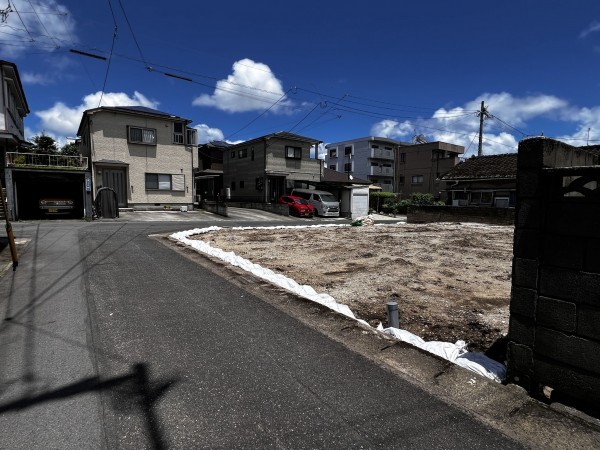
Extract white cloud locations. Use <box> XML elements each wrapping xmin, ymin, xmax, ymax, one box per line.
<box><xmin>369</xmin><ymin>92</ymin><xmax>579</xmax><ymax>155</ymax></box>
<box><xmin>195</xmin><ymin>124</ymin><xmax>225</xmax><ymax>144</ymax></box>
<box><xmin>580</xmin><ymin>21</ymin><xmax>600</xmax><ymax>39</ymax></box>
<box><xmin>21</xmin><ymin>72</ymin><xmax>52</xmax><ymax>85</ymax></box>
<box><xmin>34</xmin><ymin>91</ymin><xmax>158</xmax><ymax>137</ymax></box>
<box><xmin>0</xmin><ymin>0</ymin><xmax>77</xmax><ymax>58</ymax></box>
<box><xmin>192</xmin><ymin>58</ymin><xmax>293</xmax><ymax>113</ymax></box>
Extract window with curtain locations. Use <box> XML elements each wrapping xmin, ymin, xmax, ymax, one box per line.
<box><xmin>129</xmin><ymin>126</ymin><xmax>156</xmax><ymax>145</ymax></box>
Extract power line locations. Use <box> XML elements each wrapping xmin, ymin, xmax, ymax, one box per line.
<box><xmin>98</xmin><ymin>0</ymin><xmax>118</xmax><ymax>108</ymax></box>
<box><xmin>224</xmin><ymin>88</ymin><xmax>293</xmax><ymax>141</ymax></box>
<box><xmin>116</xmin><ymin>0</ymin><xmax>146</xmax><ymax>65</ymax></box>
<box><xmin>9</xmin><ymin>0</ymin><xmax>35</xmax><ymax>42</ymax></box>
<box><xmin>490</xmin><ymin>114</ymin><xmax>527</xmax><ymax>137</ymax></box>
<box><xmin>25</xmin><ymin>0</ymin><xmax>59</xmax><ymax>48</ymax></box>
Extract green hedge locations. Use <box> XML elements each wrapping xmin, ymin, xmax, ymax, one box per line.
<box><xmin>370</xmin><ymin>192</ymin><xmax>443</xmax><ymax>214</ymax></box>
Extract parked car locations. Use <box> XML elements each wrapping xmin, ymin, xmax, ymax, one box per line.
<box><xmin>277</xmin><ymin>195</ymin><xmax>315</xmax><ymax>217</ymax></box>
<box><xmin>290</xmin><ymin>189</ymin><xmax>340</xmax><ymax>217</ymax></box>
<box><xmin>39</xmin><ymin>198</ymin><xmax>74</xmax><ymax>216</ymax></box>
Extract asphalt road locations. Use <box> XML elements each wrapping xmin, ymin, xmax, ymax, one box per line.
<box><xmin>0</xmin><ymin>215</ymin><xmax>522</xmax><ymax>449</ymax></box>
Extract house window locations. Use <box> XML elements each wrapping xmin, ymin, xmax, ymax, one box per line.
<box><xmin>329</xmin><ymin>147</ymin><xmax>337</xmax><ymax>158</ymax></box>
<box><xmin>251</xmin><ymin>147</ymin><xmax>255</xmax><ymax>161</ymax></box>
<box><xmin>240</xmin><ymin>180</ymin><xmax>245</xmax><ymax>188</ymax></box>
<box><xmin>398</xmin><ymin>176</ymin><xmax>405</xmax><ymax>185</ymax></box>
<box><xmin>399</xmin><ymin>152</ymin><xmax>406</xmax><ymax>163</ymax></box>
<box><xmin>344</xmin><ymin>145</ymin><xmax>353</xmax><ymax>155</ymax></box>
<box><xmin>329</xmin><ymin>164</ymin><xmax>337</xmax><ymax>171</ymax></box>
<box><xmin>187</xmin><ymin>128</ymin><xmax>197</xmax><ymax>145</ymax></box>
<box><xmin>344</xmin><ymin>162</ymin><xmax>352</xmax><ymax>172</ymax></box>
<box><xmin>173</xmin><ymin>122</ymin><xmax>184</xmax><ymax>144</ymax></box>
<box><xmin>411</xmin><ymin>175</ymin><xmax>424</xmax><ymax>184</ymax></box>
<box><xmin>231</xmin><ymin>151</ymin><xmax>235</xmax><ymax>158</ymax></box>
<box><xmin>129</xmin><ymin>126</ymin><xmax>156</xmax><ymax>145</ymax></box>
<box><xmin>145</xmin><ymin>173</ymin><xmax>184</xmax><ymax>191</ymax></box>
<box><xmin>239</xmin><ymin>148</ymin><xmax>248</xmax><ymax>158</ymax></box>
<box><xmin>371</xmin><ymin>145</ymin><xmax>379</xmax><ymax>149</ymax></box>
<box><xmin>286</xmin><ymin>146</ymin><xmax>302</xmax><ymax>159</ymax></box>
<box><xmin>471</xmin><ymin>191</ymin><xmax>493</xmax><ymax>205</ymax></box>
<box><xmin>384</xmin><ymin>146</ymin><xmax>392</xmax><ymax>150</ymax></box>
<box><xmin>231</xmin><ymin>181</ymin><xmax>236</xmax><ymax>190</ymax></box>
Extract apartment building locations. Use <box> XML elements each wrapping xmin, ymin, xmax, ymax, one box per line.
<box><xmin>395</xmin><ymin>141</ymin><xmax>464</xmax><ymax>198</ymax></box>
<box><xmin>325</xmin><ymin>137</ymin><xmax>406</xmax><ymax>192</ymax></box>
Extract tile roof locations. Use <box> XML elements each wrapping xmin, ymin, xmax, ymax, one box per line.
<box><xmin>228</xmin><ymin>131</ymin><xmax>321</xmax><ymax>148</ymax></box>
<box><xmin>441</xmin><ymin>153</ymin><xmax>517</xmax><ymax>180</ymax></box>
<box><xmin>322</xmin><ymin>167</ymin><xmax>371</xmax><ymax>184</ymax></box>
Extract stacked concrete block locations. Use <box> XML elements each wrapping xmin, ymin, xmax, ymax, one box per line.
<box><xmin>507</xmin><ymin>137</ymin><xmax>600</xmax><ymax>407</ymax></box>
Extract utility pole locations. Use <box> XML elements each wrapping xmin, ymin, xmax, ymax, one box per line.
<box><xmin>477</xmin><ymin>101</ymin><xmax>490</xmax><ymax>157</ymax></box>
<box><xmin>0</xmin><ymin>175</ymin><xmax>18</xmax><ymax>270</ymax></box>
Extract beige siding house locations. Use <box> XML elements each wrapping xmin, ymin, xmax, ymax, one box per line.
<box><xmin>77</xmin><ymin>106</ymin><xmax>197</xmax><ymax>209</ymax></box>
<box><xmin>223</xmin><ymin>132</ymin><xmax>322</xmax><ymax>203</ymax></box>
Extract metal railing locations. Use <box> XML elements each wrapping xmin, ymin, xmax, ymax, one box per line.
<box><xmin>6</xmin><ymin>152</ymin><xmax>89</xmax><ymax>171</ymax></box>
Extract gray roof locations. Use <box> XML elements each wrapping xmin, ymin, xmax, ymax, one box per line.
<box><xmin>442</xmin><ymin>153</ymin><xmax>517</xmax><ymax>180</ymax></box>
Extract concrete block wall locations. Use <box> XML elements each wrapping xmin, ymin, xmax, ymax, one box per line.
<box><xmin>507</xmin><ymin>137</ymin><xmax>600</xmax><ymax>408</ymax></box>
<box><xmin>407</xmin><ymin>205</ymin><xmax>515</xmax><ymax>225</ymax></box>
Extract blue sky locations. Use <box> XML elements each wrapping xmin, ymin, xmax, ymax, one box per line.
<box><xmin>3</xmin><ymin>0</ymin><xmax>600</xmax><ymax>157</ymax></box>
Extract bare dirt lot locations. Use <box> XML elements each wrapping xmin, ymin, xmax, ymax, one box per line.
<box><xmin>191</xmin><ymin>222</ymin><xmax>514</xmax><ymax>354</ymax></box>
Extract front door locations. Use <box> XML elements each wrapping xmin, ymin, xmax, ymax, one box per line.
<box><xmin>102</xmin><ymin>168</ymin><xmax>128</xmax><ymax>207</ymax></box>
<box><xmin>268</xmin><ymin>176</ymin><xmax>285</xmax><ymax>203</ymax></box>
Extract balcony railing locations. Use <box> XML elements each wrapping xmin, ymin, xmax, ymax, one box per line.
<box><xmin>6</xmin><ymin>152</ymin><xmax>89</xmax><ymax>171</ymax></box>
<box><xmin>370</xmin><ymin>148</ymin><xmax>394</xmax><ymax>160</ymax></box>
<box><xmin>370</xmin><ymin>165</ymin><xmax>394</xmax><ymax>177</ymax></box>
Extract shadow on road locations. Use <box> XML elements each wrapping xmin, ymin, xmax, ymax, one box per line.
<box><xmin>0</xmin><ymin>363</ymin><xmax>177</xmax><ymax>450</ymax></box>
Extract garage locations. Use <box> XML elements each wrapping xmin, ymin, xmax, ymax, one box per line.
<box><xmin>11</xmin><ymin>170</ymin><xmax>86</xmax><ymax>220</ymax></box>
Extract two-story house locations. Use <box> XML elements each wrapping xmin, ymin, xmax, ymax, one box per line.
<box><xmin>223</xmin><ymin>132</ymin><xmax>322</xmax><ymax>203</ymax></box>
<box><xmin>77</xmin><ymin>106</ymin><xmax>197</xmax><ymax>210</ymax></box>
<box><xmin>325</xmin><ymin>137</ymin><xmax>406</xmax><ymax>192</ymax></box>
<box><xmin>1</xmin><ymin>60</ymin><xmax>29</xmax><ymax>220</ymax></box>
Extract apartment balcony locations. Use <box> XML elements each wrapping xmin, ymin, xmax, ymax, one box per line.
<box><xmin>370</xmin><ymin>148</ymin><xmax>394</xmax><ymax>160</ymax></box>
<box><xmin>370</xmin><ymin>165</ymin><xmax>394</xmax><ymax>177</ymax></box>
<box><xmin>6</xmin><ymin>152</ymin><xmax>89</xmax><ymax>171</ymax></box>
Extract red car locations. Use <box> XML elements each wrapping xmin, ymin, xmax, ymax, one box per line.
<box><xmin>278</xmin><ymin>195</ymin><xmax>315</xmax><ymax>217</ymax></box>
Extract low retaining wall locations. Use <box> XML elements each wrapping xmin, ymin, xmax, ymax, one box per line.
<box><xmin>200</xmin><ymin>201</ymin><xmax>228</xmax><ymax>217</ymax></box>
<box><xmin>407</xmin><ymin>205</ymin><xmax>515</xmax><ymax>225</ymax></box>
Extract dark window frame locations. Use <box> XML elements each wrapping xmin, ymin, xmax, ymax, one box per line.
<box><xmin>286</xmin><ymin>146</ymin><xmax>302</xmax><ymax>159</ymax></box>
<box><xmin>145</xmin><ymin>173</ymin><xmax>185</xmax><ymax>191</ymax></box>
<box><xmin>128</xmin><ymin>126</ymin><xmax>157</xmax><ymax>145</ymax></box>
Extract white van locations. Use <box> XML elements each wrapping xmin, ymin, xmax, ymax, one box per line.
<box><xmin>291</xmin><ymin>189</ymin><xmax>340</xmax><ymax>217</ymax></box>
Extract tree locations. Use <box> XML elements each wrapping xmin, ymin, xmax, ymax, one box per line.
<box><xmin>31</xmin><ymin>134</ymin><xmax>58</xmax><ymax>154</ymax></box>
<box><xmin>61</xmin><ymin>142</ymin><xmax>80</xmax><ymax>156</ymax></box>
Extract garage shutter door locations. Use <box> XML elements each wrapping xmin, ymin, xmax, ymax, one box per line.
<box><xmin>172</xmin><ymin>174</ymin><xmax>185</xmax><ymax>192</ymax></box>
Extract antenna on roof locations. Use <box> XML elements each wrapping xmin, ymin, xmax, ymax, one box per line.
<box><xmin>413</xmin><ymin>133</ymin><xmax>427</xmax><ymax>144</ymax></box>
